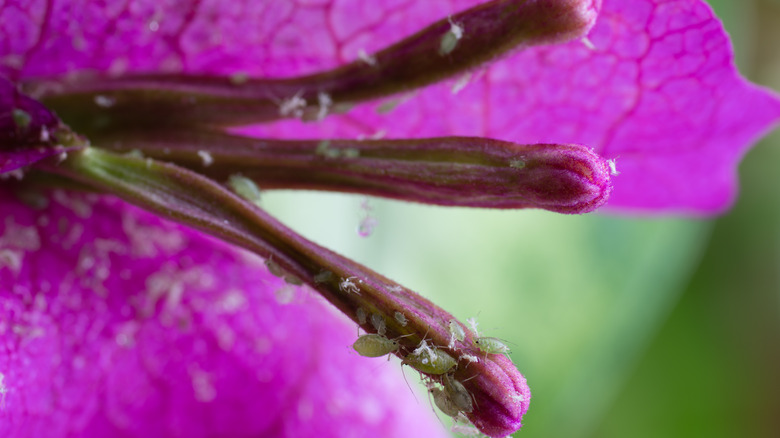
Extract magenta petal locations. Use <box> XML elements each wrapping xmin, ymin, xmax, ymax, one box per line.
<box><xmin>6</xmin><ymin>0</ymin><xmax>778</xmax><ymax>213</ymax></box>
<box><xmin>240</xmin><ymin>0</ymin><xmax>780</xmax><ymax>214</ymax></box>
<box><xmin>3</xmin><ymin>1</ymin><xmax>501</xmax><ymax>79</ymax></box>
<box><xmin>0</xmin><ymin>190</ymin><xmax>448</xmax><ymax>438</ymax></box>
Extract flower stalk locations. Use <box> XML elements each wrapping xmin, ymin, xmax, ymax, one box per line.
<box><xmin>24</xmin><ymin>0</ymin><xmax>600</xmax><ymax>133</ymax></box>
<box><xmin>41</xmin><ymin>146</ymin><xmax>529</xmax><ymax>436</ymax></box>
<box><xmin>91</xmin><ymin>129</ymin><xmax>612</xmax><ymax>213</ymax></box>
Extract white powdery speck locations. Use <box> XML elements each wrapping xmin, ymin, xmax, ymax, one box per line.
<box><xmin>462</xmin><ymin>354</ymin><xmax>479</xmax><ymax>364</ymax></box>
<box><xmin>94</xmin><ymin>95</ymin><xmax>116</xmax><ymax>108</ymax></box>
<box><xmin>198</xmin><ymin>150</ymin><xmax>214</xmax><ymax>167</ymax></box>
<box><xmin>279</xmin><ymin>93</ymin><xmax>307</xmax><ymax>118</ymax></box>
<box><xmin>39</xmin><ymin>125</ymin><xmax>50</xmax><ymax>142</ymax></box>
<box><xmin>466</xmin><ymin>317</ymin><xmax>480</xmax><ymax>336</ymax></box>
<box><xmin>0</xmin><ymin>372</ymin><xmax>7</xmax><ymax>410</ymax></box>
<box><xmin>581</xmin><ymin>37</ymin><xmax>596</xmax><ymax>50</ymax></box>
<box><xmin>451</xmin><ymin>72</ymin><xmax>472</xmax><ymax>94</ymax></box>
<box><xmin>316</xmin><ymin>92</ymin><xmax>332</xmax><ymax>121</ymax></box>
<box><xmin>607</xmin><ymin>158</ymin><xmax>620</xmax><ymax>176</ymax></box>
<box><xmin>357</xmin><ymin>49</ymin><xmax>377</xmax><ymax>66</ymax></box>
<box><xmin>190</xmin><ymin>367</ymin><xmax>217</xmax><ymax>402</ymax></box>
<box><xmin>274</xmin><ymin>285</ymin><xmax>296</xmax><ymax>305</ymax></box>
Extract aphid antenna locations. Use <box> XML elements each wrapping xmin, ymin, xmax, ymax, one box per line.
<box><xmin>399</xmin><ymin>365</ymin><xmax>420</xmax><ymax>405</ymax></box>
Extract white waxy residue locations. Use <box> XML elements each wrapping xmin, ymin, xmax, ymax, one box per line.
<box><xmin>198</xmin><ymin>150</ymin><xmax>214</xmax><ymax>167</ymax></box>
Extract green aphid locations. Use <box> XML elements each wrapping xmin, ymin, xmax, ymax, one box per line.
<box><xmin>442</xmin><ymin>373</ymin><xmax>473</xmax><ymax>413</ymax></box>
<box><xmin>474</xmin><ymin>336</ymin><xmax>511</xmax><ymax>355</ymax></box>
<box><xmin>228</xmin><ymin>174</ymin><xmax>262</xmax><ymax>205</ymax></box>
<box><xmin>405</xmin><ymin>341</ymin><xmax>457</xmax><ymax>375</ymax></box>
<box><xmin>352</xmin><ymin>334</ymin><xmax>399</xmax><ymax>358</ymax></box>
<box><xmin>431</xmin><ymin>387</ymin><xmax>460</xmax><ymax>418</ymax></box>
<box><xmin>12</xmin><ymin>109</ymin><xmax>32</xmax><ymax>132</ymax></box>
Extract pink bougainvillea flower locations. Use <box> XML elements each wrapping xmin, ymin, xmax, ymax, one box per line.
<box><xmin>0</xmin><ymin>190</ymin><xmax>451</xmax><ymax>438</ymax></box>
<box><xmin>1</xmin><ymin>1</ymin><xmax>779</xmax><ymax>438</ymax></box>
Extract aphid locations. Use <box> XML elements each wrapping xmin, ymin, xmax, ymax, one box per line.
<box><xmin>431</xmin><ymin>387</ymin><xmax>460</xmax><ymax>417</ymax></box>
<box><xmin>394</xmin><ymin>311</ymin><xmax>408</xmax><ymax>326</ymax></box>
<box><xmin>509</xmin><ymin>159</ymin><xmax>526</xmax><ymax>169</ymax></box>
<box><xmin>264</xmin><ymin>259</ymin><xmax>285</xmax><ymax>278</ymax></box>
<box><xmin>474</xmin><ymin>336</ymin><xmax>510</xmax><ymax>355</ymax></box>
<box><xmin>12</xmin><ymin>108</ymin><xmax>31</xmax><ymax>132</ymax></box>
<box><xmin>341</xmin><ymin>148</ymin><xmax>360</xmax><ymax>158</ymax></box>
<box><xmin>370</xmin><ymin>313</ymin><xmax>386</xmax><ymax>336</ymax></box>
<box><xmin>405</xmin><ymin>341</ymin><xmax>457</xmax><ymax>375</ymax></box>
<box><xmin>442</xmin><ymin>374</ymin><xmax>473</xmax><ymax>413</ymax></box>
<box><xmin>439</xmin><ymin>17</ymin><xmax>464</xmax><ymax>56</ymax></box>
<box><xmin>339</xmin><ymin>276</ymin><xmax>361</xmax><ymax>295</ymax></box>
<box><xmin>449</xmin><ymin>320</ymin><xmax>466</xmax><ymax>342</ymax></box>
<box><xmin>229</xmin><ymin>72</ymin><xmax>248</xmax><ymax>85</ymax></box>
<box><xmin>315</xmin><ymin>140</ymin><xmax>332</xmax><ymax>157</ymax></box>
<box><xmin>284</xmin><ymin>275</ymin><xmax>303</xmax><ymax>286</ymax></box>
<box><xmin>352</xmin><ymin>333</ymin><xmax>400</xmax><ymax>357</ymax></box>
<box><xmin>313</xmin><ymin>270</ymin><xmax>333</xmax><ymax>284</ymax></box>
<box><xmin>228</xmin><ymin>174</ymin><xmax>262</xmax><ymax>205</ymax></box>
<box><xmin>376</xmin><ymin>98</ymin><xmax>402</xmax><ymax>114</ymax></box>
<box><xmin>356</xmin><ymin>307</ymin><xmax>368</xmax><ymax>325</ymax></box>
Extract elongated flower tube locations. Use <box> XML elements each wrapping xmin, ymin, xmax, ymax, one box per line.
<box><xmin>2</xmin><ymin>0</ymin><xmax>780</xmax><ymax>437</ymax></box>
<box><xmin>25</xmin><ymin>0</ymin><xmax>600</xmax><ymax>131</ymax></box>
<box><xmin>90</xmin><ymin>129</ymin><xmax>612</xmax><ymax>213</ymax></box>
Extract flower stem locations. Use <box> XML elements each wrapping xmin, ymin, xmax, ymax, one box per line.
<box><xmin>93</xmin><ymin>129</ymin><xmax>612</xmax><ymax>213</ymax></box>
<box><xmin>27</xmin><ymin>0</ymin><xmax>599</xmax><ymax>132</ymax></box>
<box><xmin>41</xmin><ymin>147</ymin><xmax>529</xmax><ymax>437</ymax></box>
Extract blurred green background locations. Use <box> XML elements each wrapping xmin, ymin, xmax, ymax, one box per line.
<box><xmin>263</xmin><ymin>1</ymin><xmax>780</xmax><ymax>436</ymax></box>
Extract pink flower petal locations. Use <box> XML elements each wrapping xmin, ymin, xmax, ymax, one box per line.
<box><xmin>0</xmin><ymin>190</ymin><xmax>448</xmax><ymax>438</ymax></box>
<box><xmin>5</xmin><ymin>1</ymin><xmax>777</xmax><ymax>213</ymax></box>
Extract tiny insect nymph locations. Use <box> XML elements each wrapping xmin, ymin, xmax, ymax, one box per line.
<box><xmin>430</xmin><ymin>387</ymin><xmax>460</xmax><ymax>417</ymax></box>
<box><xmin>370</xmin><ymin>313</ymin><xmax>387</xmax><ymax>336</ymax></box>
<box><xmin>474</xmin><ymin>336</ymin><xmax>510</xmax><ymax>355</ymax></box>
<box><xmin>404</xmin><ymin>341</ymin><xmax>457</xmax><ymax>375</ymax></box>
<box><xmin>442</xmin><ymin>373</ymin><xmax>473</xmax><ymax>413</ymax></box>
<box><xmin>352</xmin><ymin>334</ymin><xmax>400</xmax><ymax>358</ymax></box>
